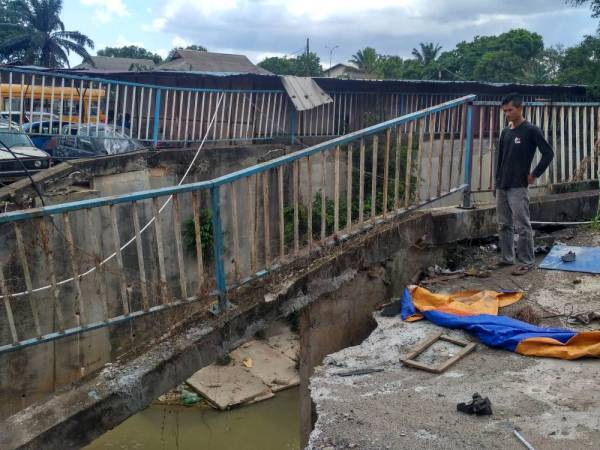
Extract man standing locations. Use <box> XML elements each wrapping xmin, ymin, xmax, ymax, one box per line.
<box><xmin>495</xmin><ymin>93</ymin><xmax>554</xmax><ymax>275</ymax></box>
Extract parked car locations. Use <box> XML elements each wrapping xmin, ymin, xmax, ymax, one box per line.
<box><xmin>0</xmin><ymin>128</ymin><xmax>51</xmax><ymax>181</ymax></box>
<box><xmin>0</xmin><ymin>111</ymin><xmax>28</xmax><ymax>124</ymax></box>
<box><xmin>53</xmin><ymin>124</ymin><xmax>146</xmax><ymax>159</ymax></box>
<box><xmin>22</xmin><ymin>120</ymin><xmax>71</xmax><ymax>153</ymax></box>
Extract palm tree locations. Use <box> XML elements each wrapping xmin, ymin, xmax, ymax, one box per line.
<box><xmin>350</xmin><ymin>47</ymin><xmax>379</xmax><ymax>74</ymax></box>
<box><xmin>411</xmin><ymin>42</ymin><xmax>442</xmax><ymax>66</ymax></box>
<box><xmin>0</xmin><ymin>0</ymin><xmax>94</xmax><ymax>68</ymax></box>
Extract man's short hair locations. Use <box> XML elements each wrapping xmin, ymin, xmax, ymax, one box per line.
<box><xmin>501</xmin><ymin>93</ymin><xmax>523</xmax><ymax>107</ymax></box>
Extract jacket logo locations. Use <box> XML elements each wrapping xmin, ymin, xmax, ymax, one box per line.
<box><xmin>514</xmin><ymin>137</ymin><xmax>521</xmax><ymax>144</ymax></box>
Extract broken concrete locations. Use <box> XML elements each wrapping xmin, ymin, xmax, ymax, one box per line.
<box><xmin>0</xmin><ymin>190</ymin><xmax>597</xmax><ymax>450</ymax></box>
<box><xmin>308</xmin><ymin>227</ymin><xmax>600</xmax><ymax>450</ymax></box>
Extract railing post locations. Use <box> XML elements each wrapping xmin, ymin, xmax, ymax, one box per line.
<box><xmin>210</xmin><ymin>185</ymin><xmax>228</xmax><ymax>313</ymax></box>
<box><xmin>290</xmin><ymin>107</ymin><xmax>298</xmax><ymax>145</ymax></box>
<box><xmin>462</xmin><ymin>101</ymin><xmax>475</xmax><ymax>208</ymax></box>
<box><xmin>152</xmin><ymin>89</ymin><xmax>161</xmax><ymax>148</ymax></box>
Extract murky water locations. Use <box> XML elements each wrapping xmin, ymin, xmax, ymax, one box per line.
<box><xmin>85</xmin><ymin>387</ymin><xmax>299</xmax><ymax>450</ymax></box>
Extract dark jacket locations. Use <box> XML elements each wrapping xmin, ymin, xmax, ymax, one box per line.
<box><xmin>495</xmin><ymin>120</ymin><xmax>554</xmax><ymax>189</ymax></box>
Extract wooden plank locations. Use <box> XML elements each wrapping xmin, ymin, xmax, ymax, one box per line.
<box><xmin>278</xmin><ymin>167</ymin><xmax>285</xmax><ymax>258</ymax></box>
<box><xmin>428</xmin><ymin>112</ymin><xmax>437</xmax><ymax>199</ymax></box>
<box><xmin>131</xmin><ymin>202</ymin><xmax>150</xmax><ymax>312</ymax></box>
<box><xmin>109</xmin><ymin>205</ymin><xmax>129</xmax><ymax>315</ymax></box>
<box><xmin>249</xmin><ymin>176</ymin><xmax>258</xmax><ymax>272</ymax></box>
<box><xmin>263</xmin><ymin>171</ymin><xmax>271</xmax><ymax>266</ymax></box>
<box><xmin>307</xmin><ymin>156</ymin><xmax>313</xmax><ymax>247</ymax></box>
<box><xmin>321</xmin><ymin>152</ymin><xmax>327</xmax><ymax>242</ymax></box>
<box><xmin>591</xmin><ymin>107</ymin><xmax>596</xmax><ymax>178</ymax></box>
<box><xmin>371</xmin><ymin>135</ymin><xmax>378</xmax><ymax>220</ymax></box>
<box><xmin>551</xmin><ymin>107</ymin><xmax>558</xmax><ymax>184</ymax></box>
<box><xmin>84</xmin><ymin>209</ymin><xmax>109</xmax><ymax>320</ymax></box>
<box><xmin>448</xmin><ymin>107</ymin><xmax>457</xmax><ymax>192</ymax></box>
<box><xmin>576</xmin><ymin>106</ymin><xmax>581</xmax><ymax>176</ymax></box>
<box><xmin>358</xmin><ymin>138</ymin><xmax>365</xmax><ymax>224</ymax></box>
<box><xmin>0</xmin><ymin>263</ymin><xmax>18</xmax><ymax>343</ymax></box>
<box><xmin>437</xmin><ymin>110</ymin><xmax>447</xmax><ymax>197</ymax></box>
<box><xmin>346</xmin><ymin>144</ymin><xmax>353</xmax><ymax>233</ymax></box>
<box><xmin>458</xmin><ymin>104</ymin><xmax>466</xmax><ymax>183</ymax></box>
<box><xmin>293</xmin><ymin>161</ymin><xmax>300</xmax><ymax>252</ymax></box>
<box><xmin>152</xmin><ymin>197</ymin><xmax>169</xmax><ymax>303</ymax></box>
<box><xmin>487</xmin><ymin>107</ymin><xmax>495</xmax><ymax>190</ymax></box>
<box><xmin>568</xmin><ymin>106</ymin><xmax>574</xmax><ymax>180</ymax></box>
<box><xmin>560</xmin><ymin>106</ymin><xmax>566</xmax><ymax>182</ymax></box>
<box><xmin>38</xmin><ymin>217</ymin><xmax>66</xmax><ymax>330</ymax></box>
<box><xmin>394</xmin><ymin>127</ymin><xmax>402</xmax><ymax>210</ymax></box>
<box><xmin>583</xmin><ymin>107</ymin><xmax>588</xmax><ymax>180</ymax></box>
<box><xmin>542</xmin><ymin>106</ymin><xmax>550</xmax><ymax>184</ymax></box>
<box><xmin>477</xmin><ymin>106</ymin><xmax>484</xmax><ymax>191</ymax></box>
<box><xmin>404</xmin><ymin>122</ymin><xmax>414</xmax><ymax>208</ymax></box>
<box><xmin>230</xmin><ymin>183</ymin><xmax>241</xmax><ymax>281</ymax></box>
<box><xmin>172</xmin><ymin>194</ymin><xmax>188</xmax><ymax>299</ymax></box>
<box><xmin>191</xmin><ymin>191</ymin><xmax>205</xmax><ymax>294</ymax></box>
<box><xmin>334</xmin><ymin>146</ymin><xmax>340</xmax><ymax>233</ymax></box>
<box><xmin>415</xmin><ymin>118</ymin><xmax>425</xmax><ymax>204</ymax></box>
<box><xmin>382</xmin><ymin>129</ymin><xmax>391</xmax><ymax>217</ymax></box>
<box><xmin>60</xmin><ymin>214</ymin><xmax>85</xmax><ymax>328</ymax></box>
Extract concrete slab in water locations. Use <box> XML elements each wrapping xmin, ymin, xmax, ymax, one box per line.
<box><xmin>187</xmin><ymin>364</ymin><xmax>272</xmax><ymax>410</ymax></box>
<box><xmin>231</xmin><ymin>340</ymin><xmax>300</xmax><ymax>392</ymax></box>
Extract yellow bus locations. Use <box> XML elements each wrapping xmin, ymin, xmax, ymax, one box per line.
<box><xmin>0</xmin><ymin>83</ymin><xmax>106</xmax><ymax>124</ymax></box>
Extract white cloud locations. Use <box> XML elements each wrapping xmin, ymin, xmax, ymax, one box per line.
<box><xmin>114</xmin><ymin>34</ymin><xmax>144</xmax><ymax>48</ymax></box>
<box><xmin>80</xmin><ymin>0</ymin><xmax>129</xmax><ymax>23</ymax></box>
<box><xmin>171</xmin><ymin>36</ymin><xmax>190</xmax><ymax>48</ymax></box>
<box><xmin>156</xmin><ymin>48</ymin><xmax>169</xmax><ymax>59</ymax></box>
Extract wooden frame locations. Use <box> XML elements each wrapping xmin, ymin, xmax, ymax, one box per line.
<box><xmin>400</xmin><ymin>332</ymin><xmax>476</xmax><ymax>374</ymax></box>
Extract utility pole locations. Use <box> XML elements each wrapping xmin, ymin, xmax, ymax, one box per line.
<box><xmin>325</xmin><ymin>45</ymin><xmax>339</xmax><ymax>77</ymax></box>
<box><xmin>305</xmin><ymin>37</ymin><xmax>310</xmax><ymax>76</ymax></box>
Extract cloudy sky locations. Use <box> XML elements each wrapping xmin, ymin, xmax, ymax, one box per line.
<box><xmin>62</xmin><ymin>0</ymin><xmax>598</xmax><ymax>66</ymax></box>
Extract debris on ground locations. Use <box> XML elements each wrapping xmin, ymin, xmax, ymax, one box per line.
<box><xmin>336</xmin><ymin>368</ymin><xmax>384</xmax><ymax>377</ymax></box>
<box><xmin>570</xmin><ymin>311</ymin><xmax>600</xmax><ymax>325</ymax></box>
<box><xmin>465</xmin><ymin>266</ymin><xmax>491</xmax><ymax>278</ymax></box>
<box><xmin>540</xmin><ymin>245</ymin><xmax>600</xmax><ymax>274</ymax></box>
<box><xmin>561</xmin><ymin>250</ymin><xmax>577</xmax><ymax>262</ymax></box>
<box><xmin>511</xmin><ymin>306</ymin><xmax>542</xmax><ymax>326</ymax></box>
<box><xmin>400</xmin><ymin>332</ymin><xmax>476</xmax><ymax>374</ymax></box>
<box><xmin>513</xmin><ymin>428</ymin><xmax>536</xmax><ymax>450</ymax></box>
<box><xmin>378</xmin><ymin>298</ymin><xmax>402</xmax><ymax>317</ymax></box>
<box><xmin>457</xmin><ymin>393</ymin><xmax>493</xmax><ymax>416</ymax></box>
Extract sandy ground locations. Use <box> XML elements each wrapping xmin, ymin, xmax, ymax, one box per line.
<box><xmin>308</xmin><ymin>226</ymin><xmax>600</xmax><ymax>450</ymax></box>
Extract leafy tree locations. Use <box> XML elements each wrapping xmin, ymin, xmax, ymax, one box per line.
<box><xmin>435</xmin><ymin>29</ymin><xmax>545</xmax><ymax>82</ymax></box>
<box><xmin>258</xmin><ymin>56</ymin><xmax>293</xmax><ymax>74</ymax></box>
<box><xmin>568</xmin><ymin>0</ymin><xmax>600</xmax><ymax>17</ymax></box>
<box><xmin>0</xmin><ymin>0</ymin><xmax>94</xmax><ymax>67</ymax></box>
<box><xmin>556</xmin><ymin>34</ymin><xmax>600</xmax><ymax>96</ymax></box>
<box><xmin>257</xmin><ymin>52</ymin><xmax>322</xmax><ymax>76</ymax></box>
<box><xmin>377</xmin><ymin>55</ymin><xmax>404</xmax><ymax>79</ymax></box>
<box><xmin>349</xmin><ymin>47</ymin><xmax>379</xmax><ymax>74</ymax></box>
<box><xmin>97</xmin><ymin>45</ymin><xmax>163</xmax><ymax>65</ymax></box>
<box><xmin>411</xmin><ymin>42</ymin><xmax>442</xmax><ymax>65</ymax></box>
<box><xmin>167</xmin><ymin>44</ymin><xmax>207</xmax><ymax>61</ymax></box>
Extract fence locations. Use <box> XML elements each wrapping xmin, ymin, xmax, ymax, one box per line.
<box><xmin>471</xmin><ymin>101</ymin><xmax>600</xmax><ymax>192</ymax></box>
<box><xmin>0</xmin><ymin>66</ymin><xmax>569</xmax><ymax>150</ymax></box>
<box><xmin>0</xmin><ymin>94</ymin><xmax>476</xmax><ymax>354</ymax></box>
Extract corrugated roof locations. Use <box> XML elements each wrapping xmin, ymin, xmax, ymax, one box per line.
<box><xmin>280</xmin><ymin>76</ymin><xmax>333</xmax><ymax>111</ymax></box>
<box><xmin>74</xmin><ymin>56</ymin><xmax>157</xmax><ymax>71</ymax></box>
<box><xmin>158</xmin><ymin>50</ymin><xmax>271</xmax><ymax>75</ymax></box>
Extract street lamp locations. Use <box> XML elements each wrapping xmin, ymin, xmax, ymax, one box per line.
<box><xmin>325</xmin><ymin>45</ymin><xmax>339</xmax><ymax>77</ymax></box>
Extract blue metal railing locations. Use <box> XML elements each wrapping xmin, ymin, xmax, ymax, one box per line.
<box><xmin>0</xmin><ymin>94</ymin><xmax>476</xmax><ymax>353</ymax></box>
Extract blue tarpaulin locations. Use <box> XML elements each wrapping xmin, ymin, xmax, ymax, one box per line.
<box><xmin>539</xmin><ymin>245</ymin><xmax>600</xmax><ymax>274</ymax></box>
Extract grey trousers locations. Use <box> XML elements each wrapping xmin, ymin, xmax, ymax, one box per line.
<box><xmin>496</xmin><ymin>188</ymin><xmax>534</xmax><ymax>265</ymax></box>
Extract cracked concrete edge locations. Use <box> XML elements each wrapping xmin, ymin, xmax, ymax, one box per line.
<box><xmin>1</xmin><ymin>189</ymin><xmax>596</xmax><ymax>450</ymax></box>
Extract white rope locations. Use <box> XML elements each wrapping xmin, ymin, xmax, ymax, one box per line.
<box><xmin>4</xmin><ymin>93</ymin><xmax>226</xmax><ymax>299</ymax></box>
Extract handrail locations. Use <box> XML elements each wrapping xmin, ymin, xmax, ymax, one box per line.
<box><xmin>0</xmin><ymin>94</ymin><xmax>476</xmax><ymax>224</ymax></box>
